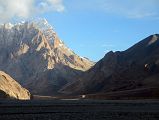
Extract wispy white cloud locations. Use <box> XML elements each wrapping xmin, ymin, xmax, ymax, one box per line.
<box><xmin>101</xmin><ymin>44</ymin><xmax>115</xmax><ymax>48</ymax></box>
<box><xmin>104</xmin><ymin>50</ymin><xmax>111</xmax><ymax>53</ymax></box>
<box><xmin>38</xmin><ymin>0</ymin><xmax>65</xmax><ymax>13</ymax></box>
<box><xmin>100</xmin><ymin>0</ymin><xmax>159</xmax><ymax>19</ymax></box>
<box><xmin>0</xmin><ymin>0</ymin><xmax>34</xmax><ymax>22</ymax></box>
<box><xmin>68</xmin><ymin>0</ymin><xmax>159</xmax><ymax>19</ymax></box>
<box><xmin>0</xmin><ymin>0</ymin><xmax>65</xmax><ymax>23</ymax></box>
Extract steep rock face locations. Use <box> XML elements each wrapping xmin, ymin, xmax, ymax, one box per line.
<box><xmin>0</xmin><ymin>71</ymin><xmax>30</xmax><ymax>100</ymax></box>
<box><xmin>0</xmin><ymin>19</ymin><xmax>94</xmax><ymax>95</ymax></box>
<box><xmin>61</xmin><ymin>34</ymin><xmax>159</xmax><ymax>95</ymax></box>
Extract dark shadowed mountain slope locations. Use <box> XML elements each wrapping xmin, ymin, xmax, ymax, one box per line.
<box><xmin>60</xmin><ymin>34</ymin><xmax>159</xmax><ymax>96</ymax></box>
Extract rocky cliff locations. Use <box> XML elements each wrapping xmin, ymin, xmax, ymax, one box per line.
<box><xmin>0</xmin><ymin>71</ymin><xmax>30</xmax><ymax>100</ymax></box>
<box><xmin>0</xmin><ymin>19</ymin><xmax>94</xmax><ymax>95</ymax></box>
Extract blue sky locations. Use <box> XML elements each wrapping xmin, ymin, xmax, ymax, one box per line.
<box><xmin>0</xmin><ymin>0</ymin><xmax>159</xmax><ymax>61</ymax></box>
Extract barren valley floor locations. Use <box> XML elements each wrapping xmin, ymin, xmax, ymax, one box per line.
<box><xmin>0</xmin><ymin>99</ymin><xmax>159</xmax><ymax>120</ymax></box>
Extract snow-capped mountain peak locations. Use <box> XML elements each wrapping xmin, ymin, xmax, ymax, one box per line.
<box><xmin>29</xmin><ymin>18</ymin><xmax>56</xmax><ymax>45</ymax></box>
<box><xmin>0</xmin><ymin>18</ymin><xmax>94</xmax><ymax>96</ymax></box>
<box><xmin>29</xmin><ymin>18</ymin><xmax>55</xmax><ymax>33</ymax></box>
<box><xmin>0</xmin><ymin>18</ymin><xmax>58</xmax><ymax>46</ymax></box>
<box><xmin>0</xmin><ymin>18</ymin><xmax>93</xmax><ymax>70</ymax></box>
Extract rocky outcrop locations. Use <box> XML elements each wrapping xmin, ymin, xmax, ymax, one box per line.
<box><xmin>61</xmin><ymin>34</ymin><xmax>159</xmax><ymax>96</ymax></box>
<box><xmin>0</xmin><ymin>19</ymin><xmax>94</xmax><ymax>96</ymax></box>
<box><xmin>0</xmin><ymin>71</ymin><xmax>30</xmax><ymax>100</ymax></box>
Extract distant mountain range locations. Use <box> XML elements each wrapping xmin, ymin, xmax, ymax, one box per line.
<box><xmin>0</xmin><ymin>18</ymin><xmax>159</xmax><ymax>99</ymax></box>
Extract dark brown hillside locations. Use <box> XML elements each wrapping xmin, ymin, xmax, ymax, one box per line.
<box><xmin>60</xmin><ymin>34</ymin><xmax>159</xmax><ymax>98</ymax></box>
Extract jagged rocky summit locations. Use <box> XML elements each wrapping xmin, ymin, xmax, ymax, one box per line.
<box><xmin>0</xmin><ymin>18</ymin><xmax>94</xmax><ymax>96</ymax></box>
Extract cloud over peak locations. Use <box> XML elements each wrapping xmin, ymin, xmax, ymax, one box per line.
<box><xmin>38</xmin><ymin>0</ymin><xmax>65</xmax><ymax>13</ymax></box>
<box><xmin>0</xmin><ymin>0</ymin><xmax>65</xmax><ymax>23</ymax></box>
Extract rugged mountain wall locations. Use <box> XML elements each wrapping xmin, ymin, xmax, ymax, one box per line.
<box><xmin>61</xmin><ymin>34</ymin><xmax>159</xmax><ymax>95</ymax></box>
<box><xmin>0</xmin><ymin>19</ymin><xmax>94</xmax><ymax>95</ymax></box>
<box><xmin>0</xmin><ymin>71</ymin><xmax>30</xmax><ymax>100</ymax></box>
